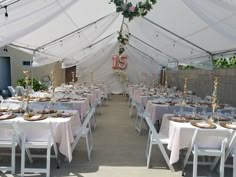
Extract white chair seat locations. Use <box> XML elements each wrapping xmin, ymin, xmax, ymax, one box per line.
<box><xmin>194</xmin><ymin>148</ymin><xmax>222</xmax><ymax>156</ymax></box>
<box><xmin>0</xmin><ymin>141</ymin><xmax>17</xmax><ymax>147</ymax></box>
<box><xmin>25</xmin><ymin>141</ymin><xmax>53</xmax><ymax>148</ymax></box>
<box><xmin>81</xmin><ymin>128</ymin><xmax>90</xmax><ymax>137</ymax></box>
<box><xmin>152</xmin><ymin>134</ymin><xmax>169</xmax><ymax>144</ymax></box>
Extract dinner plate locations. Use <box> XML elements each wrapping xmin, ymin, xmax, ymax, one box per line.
<box><xmin>38</xmin><ymin>97</ymin><xmax>51</xmax><ymax>102</ymax></box>
<box><xmin>51</xmin><ymin>112</ymin><xmax>73</xmax><ymax>118</ymax></box>
<box><xmin>169</xmin><ymin>116</ymin><xmax>189</xmax><ymax>123</ymax></box>
<box><xmin>24</xmin><ymin>114</ymin><xmax>47</xmax><ymax>121</ymax></box>
<box><xmin>218</xmin><ymin>117</ymin><xmax>231</xmax><ymax>121</ymax></box>
<box><xmin>219</xmin><ymin>122</ymin><xmax>236</xmax><ymax>130</ymax></box>
<box><xmin>57</xmin><ymin>98</ymin><xmax>70</xmax><ymax>102</ymax></box>
<box><xmin>0</xmin><ymin>114</ymin><xmax>17</xmax><ymax>120</ymax></box>
<box><xmin>10</xmin><ymin>108</ymin><xmax>25</xmax><ymax>113</ymax></box>
<box><xmin>37</xmin><ymin>109</ymin><xmax>57</xmax><ymax>114</ymax></box>
<box><xmin>191</xmin><ymin>121</ymin><xmax>216</xmax><ymax>129</ymax></box>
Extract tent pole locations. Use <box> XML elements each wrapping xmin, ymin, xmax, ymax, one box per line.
<box><xmin>142</xmin><ymin>17</ymin><xmax>212</xmax><ymax>56</ymax></box>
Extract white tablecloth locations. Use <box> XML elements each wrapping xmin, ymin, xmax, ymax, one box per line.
<box><xmin>0</xmin><ymin>110</ymin><xmax>81</xmax><ymax>162</ymax></box>
<box><xmin>159</xmin><ymin>114</ymin><xmax>233</xmax><ymax>164</ymax></box>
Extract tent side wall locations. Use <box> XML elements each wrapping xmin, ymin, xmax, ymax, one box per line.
<box><xmin>166</xmin><ymin>68</ymin><xmax>236</xmax><ymax>107</ymax></box>
<box><xmin>0</xmin><ymin>47</ymin><xmax>64</xmax><ymax>87</ymax></box>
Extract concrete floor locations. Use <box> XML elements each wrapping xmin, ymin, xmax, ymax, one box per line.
<box><xmin>1</xmin><ymin>95</ymin><xmax>234</xmax><ymax>177</ymax></box>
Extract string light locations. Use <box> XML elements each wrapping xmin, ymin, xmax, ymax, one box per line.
<box><xmin>4</xmin><ymin>6</ymin><xmax>8</xmax><ymax>17</ymax></box>
<box><xmin>173</xmin><ymin>41</ymin><xmax>176</xmax><ymax>47</ymax></box>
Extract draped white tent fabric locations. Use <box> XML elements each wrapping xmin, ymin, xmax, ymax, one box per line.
<box><xmin>1</xmin><ymin>0</ymin><xmax>236</xmax><ymax>93</ymax></box>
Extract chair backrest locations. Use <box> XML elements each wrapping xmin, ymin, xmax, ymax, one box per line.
<box><xmin>145</xmin><ymin>116</ymin><xmax>162</xmax><ymax>143</ymax></box>
<box><xmin>0</xmin><ymin>122</ymin><xmax>17</xmax><ymax>141</ymax></box>
<box><xmin>8</xmin><ymin>86</ymin><xmax>16</xmax><ymax>97</ymax></box>
<box><xmin>16</xmin><ymin>121</ymin><xmax>55</xmax><ymax>143</ymax></box>
<box><xmin>191</xmin><ymin>129</ymin><xmax>230</xmax><ymax>149</ymax></box>
<box><xmin>135</xmin><ymin>101</ymin><xmax>144</xmax><ymax>115</ymax></box>
<box><xmin>225</xmin><ymin>131</ymin><xmax>236</xmax><ymax>160</ymax></box>
<box><xmin>0</xmin><ymin>95</ymin><xmax>3</xmax><ymax>102</ymax></box>
<box><xmin>81</xmin><ymin>110</ymin><xmax>93</xmax><ymax>130</ymax></box>
<box><xmin>15</xmin><ymin>86</ymin><xmax>25</xmax><ymax>96</ymax></box>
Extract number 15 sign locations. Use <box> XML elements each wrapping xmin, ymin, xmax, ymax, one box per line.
<box><xmin>112</xmin><ymin>55</ymin><xmax>128</xmax><ymax>70</ymax></box>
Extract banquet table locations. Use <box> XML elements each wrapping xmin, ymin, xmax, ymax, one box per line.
<box><xmin>6</xmin><ymin>97</ymin><xmax>90</xmax><ymax>120</ymax></box>
<box><xmin>0</xmin><ymin>110</ymin><xmax>81</xmax><ymax>162</ymax></box>
<box><xmin>159</xmin><ymin>114</ymin><xmax>233</xmax><ymax>164</ymax></box>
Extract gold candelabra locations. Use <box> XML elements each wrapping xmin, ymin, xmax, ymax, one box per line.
<box><xmin>182</xmin><ymin>76</ymin><xmax>189</xmax><ymax>105</ymax></box>
<box><xmin>164</xmin><ymin>76</ymin><xmax>168</xmax><ymax>96</ymax></box>
<box><xmin>91</xmin><ymin>72</ymin><xmax>93</xmax><ymax>83</ymax></box>
<box><xmin>23</xmin><ymin>70</ymin><xmax>30</xmax><ymax>113</ymax></box>
<box><xmin>51</xmin><ymin>70</ymin><xmax>56</xmax><ymax>98</ymax></box>
<box><xmin>212</xmin><ymin>77</ymin><xmax>219</xmax><ymax>113</ymax></box>
<box><xmin>208</xmin><ymin>76</ymin><xmax>219</xmax><ymax>123</ymax></box>
<box><xmin>76</xmin><ymin>72</ymin><xmax>79</xmax><ymax>85</ymax></box>
<box><xmin>71</xmin><ymin>72</ymin><xmax>75</xmax><ymax>85</ymax></box>
<box><xmin>183</xmin><ymin>76</ymin><xmax>188</xmax><ymax>97</ymax></box>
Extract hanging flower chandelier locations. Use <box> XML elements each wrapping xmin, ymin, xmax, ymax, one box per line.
<box><xmin>110</xmin><ymin>0</ymin><xmax>157</xmax><ymax>21</ymax></box>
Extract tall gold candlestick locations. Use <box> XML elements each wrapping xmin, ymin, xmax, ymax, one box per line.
<box><xmin>182</xmin><ymin>76</ymin><xmax>189</xmax><ymax>105</ymax></box>
<box><xmin>51</xmin><ymin>71</ymin><xmax>55</xmax><ymax>88</ymax></box>
<box><xmin>164</xmin><ymin>76</ymin><xmax>168</xmax><ymax>96</ymax></box>
<box><xmin>71</xmin><ymin>72</ymin><xmax>75</xmax><ymax>84</ymax></box>
<box><xmin>183</xmin><ymin>76</ymin><xmax>188</xmax><ymax>98</ymax></box>
<box><xmin>91</xmin><ymin>72</ymin><xmax>93</xmax><ymax>83</ymax></box>
<box><xmin>208</xmin><ymin>76</ymin><xmax>219</xmax><ymax>123</ymax></box>
<box><xmin>23</xmin><ymin>70</ymin><xmax>30</xmax><ymax>113</ymax></box>
<box><xmin>211</xmin><ymin>77</ymin><xmax>219</xmax><ymax>114</ymax></box>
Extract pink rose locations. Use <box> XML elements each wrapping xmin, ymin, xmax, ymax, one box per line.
<box><xmin>129</xmin><ymin>6</ymin><xmax>135</xmax><ymax>12</ymax></box>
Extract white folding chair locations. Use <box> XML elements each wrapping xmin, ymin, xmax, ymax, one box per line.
<box><xmin>8</xmin><ymin>86</ymin><xmax>16</xmax><ymax>97</ymax></box>
<box><xmin>15</xmin><ymin>86</ymin><xmax>25</xmax><ymax>96</ymax></box>
<box><xmin>0</xmin><ymin>95</ymin><xmax>4</xmax><ymax>102</ymax></box>
<box><xmin>90</xmin><ymin>104</ymin><xmax>97</xmax><ymax>130</ymax></box>
<box><xmin>135</xmin><ymin>102</ymin><xmax>145</xmax><ymax>134</ymax></box>
<box><xmin>72</xmin><ymin>110</ymin><xmax>93</xmax><ymax>160</ymax></box>
<box><xmin>0</xmin><ymin>122</ymin><xmax>18</xmax><ymax>174</ymax></box>
<box><xmin>183</xmin><ymin>129</ymin><xmax>230</xmax><ymax>177</ymax></box>
<box><xmin>129</xmin><ymin>99</ymin><xmax>136</xmax><ymax>118</ymax></box>
<box><xmin>16</xmin><ymin>121</ymin><xmax>58</xmax><ymax>177</ymax></box>
<box><xmin>211</xmin><ymin>131</ymin><xmax>236</xmax><ymax>177</ymax></box>
<box><xmin>145</xmin><ymin>116</ymin><xmax>175</xmax><ymax>171</ymax></box>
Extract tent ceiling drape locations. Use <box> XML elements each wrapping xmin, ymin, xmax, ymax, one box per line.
<box><xmin>0</xmin><ymin>0</ymin><xmax>236</xmax><ymax>91</ymax></box>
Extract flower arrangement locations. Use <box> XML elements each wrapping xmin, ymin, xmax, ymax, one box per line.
<box><xmin>110</xmin><ymin>0</ymin><xmax>157</xmax><ymax>21</ymax></box>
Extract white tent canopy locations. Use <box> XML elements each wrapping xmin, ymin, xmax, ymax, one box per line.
<box><xmin>1</xmin><ymin>0</ymin><xmax>236</xmax><ymax>92</ymax></box>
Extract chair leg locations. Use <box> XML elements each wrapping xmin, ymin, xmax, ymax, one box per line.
<box><xmin>135</xmin><ymin>115</ymin><xmax>141</xmax><ymax>134</ymax></box>
<box><xmin>85</xmin><ymin>135</ymin><xmax>91</xmax><ymax>160</ymax></box>
<box><xmin>11</xmin><ymin>143</ymin><xmax>15</xmax><ymax>174</ymax></box>
<box><xmin>234</xmin><ymin>148</ymin><xmax>236</xmax><ymax>177</ymax></box>
<box><xmin>145</xmin><ymin>131</ymin><xmax>151</xmax><ymax>160</ymax></box>
<box><xmin>147</xmin><ymin>141</ymin><xmax>153</xmax><ymax>168</ymax></box>
<box><xmin>193</xmin><ymin>146</ymin><xmax>198</xmax><ymax>177</ymax></box>
<box><xmin>46</xmin><ymin>146</ymin><xmax>51</xmax><ymax>177</ymax></box>
<box><xmin>130</xmin><ymin>105</ymin><xmax>134</xmax><ymax>118</ymax></box>
<box><xmin>21</xmin><ymin>143</ymin><xmax>25</xmax><ymax>177</ymax></box>
<box><xmin>139</xmin><ymin>117</ymin><xmax>143</xmax><ymax>135</ymax></box>
<box><xmin>219</xmin><ymin>151</ymin><xmax>225</xmax><ymax>177</ymax></box>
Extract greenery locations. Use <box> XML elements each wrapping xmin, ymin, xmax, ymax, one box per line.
<box><xmin>17</xmin><ymin>78</ymin><xmax>47</xmax><ymax>91</ymax></box>
<box><xmin>117</xmin><ymin>32</ymin><xmax>129</xmax><ymax>45</ymax></box>
<box><xmin>180</xmin><ymin>65</ymin><xmax>195</xmax><ymax>70</ymax></box>
<box><xmin>110</xmin><ymin>0</ymin><xmax>157</xmax><ymax>21</ymax></box>
<box><xmin>213</xmin><ymin>56</ymin><xmax>236</xmax><ymax>69</ymax></box>
<box><xmin>119</xmin><ymin>45</ymin><xmax>125</xmax><ymax>55</ymax></box>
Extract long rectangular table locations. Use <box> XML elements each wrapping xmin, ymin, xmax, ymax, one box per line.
<box><xmin>0</xmin><ymin>110</ymin><xmax>81</xmax><ymax>162</ymax></box>
<box><xmin>159</xmin><ymin>114</ymin><xmax>233</xmax><ymax>164</ymax></box>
